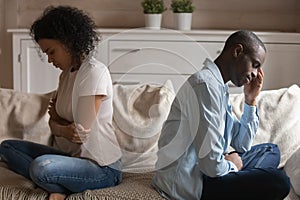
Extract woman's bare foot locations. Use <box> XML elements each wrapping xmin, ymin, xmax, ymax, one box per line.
<box><xmin>49</xmin><ymin>193</ymin><xmax>66</xmax><ymax>200</ymax></box>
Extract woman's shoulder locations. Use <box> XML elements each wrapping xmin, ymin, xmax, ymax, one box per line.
<box><xmin>86</xmin><ymin>56</ymin><xmax>107</xmax><ymax>68</ymax></box>
<box><xmin>77</xmin><ymin>56</ymin><xmax>112</xmax><ymax>87</ymax></box>
<box><xmin>80</xmin><ymin>56</ymin><xmax>109</xmax><ymax>74</ymax></box>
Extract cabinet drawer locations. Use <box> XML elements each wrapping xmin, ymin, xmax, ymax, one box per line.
<box><xmin>111</xmin><ymin>73</ymin><xmax>190</xmax><ymax>92</ymax></box>
<box><xmin>108</xmin><ymin>41</ymin><xmax>223</xmax><ymax>75</ymax></box>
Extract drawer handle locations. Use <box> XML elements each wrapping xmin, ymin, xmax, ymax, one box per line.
<box><xmin>113</xmin><ymin>81</ymin><xmax>141</xmax><ymax>85</ymax></box>
<box><xmin>112</xmin><ymin>48</ymin><xmax>141</xmax><ymax>53</ymax></box>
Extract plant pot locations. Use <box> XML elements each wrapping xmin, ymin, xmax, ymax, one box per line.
<box><xmin>173</xmin><ymin>13</ymin><xmax>192</xmax><ymax>31</ymax></box>
<box><xmin>144</xmin><ymin>14</ymin><xmax>162</xmax><ymax>30</ymax></box>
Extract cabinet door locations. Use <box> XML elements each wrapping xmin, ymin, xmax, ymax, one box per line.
<box><xmin>108</xmin><ymin>41</ymin><xmax>210</xmax><ymax>74</ymax></box>
<box><xmin>20</xmin><ymin>40</ymin><xmax>60</xmax><ymax>93</ymax></box>
<box><xmin>263</xmin><ymin>44</ymin><xmax>300</xmax><ymax>90</ymax></box>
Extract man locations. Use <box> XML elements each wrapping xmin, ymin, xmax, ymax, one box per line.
<box><xmin>152</xmin><ymin>30</ymin><xmax>290</xmax><ymax>200</ymax></box>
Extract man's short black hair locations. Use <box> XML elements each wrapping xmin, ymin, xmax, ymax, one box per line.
<box><xmin>223</xmin><ymin>30</ymin><xmax>266</xmax><ymax>54</ymax></box>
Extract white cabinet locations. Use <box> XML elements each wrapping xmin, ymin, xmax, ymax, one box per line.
<box><xmin>107</xmin><ymin>40</ymin><xmax>224</xmax><ymax>90</ymax></box>
<box><xmin>9</xmin><ymin>30</ymin><xmax>61</xmax><ymax>94</ymax></box>
<box><xmin>8</xmin><ymin>28</ymin><xmax>300</xmax><ymax>94</ymax></box>
<box><xmin>263</xmin><ymin>43</ymin><xmax>300</xmax><ymax>90</ymax></box>
<box><xmin>101</xmin><ymin>29</ymin><xmax>228</xmax><ymax>92</ymax></box>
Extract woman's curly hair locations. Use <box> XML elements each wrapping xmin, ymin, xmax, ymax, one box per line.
<box><xmin>30</xmin><ymin>5</ymin><xmax>100</xmax><ymax>67</ymax></box>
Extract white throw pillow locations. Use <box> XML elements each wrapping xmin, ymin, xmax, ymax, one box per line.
<box><xmin>113</xmin><ymin>80</ymin><xmax>175</xmax><ymax>172</ymax></box>
<box><xmin>230</xmin><ymin>84</ymin><xmax>300</xmax><ymax>167</ymax></box>
<box><xmin>285</xmin><ymin>147</ymin><xmax>300</xmax><ymax>196</ymax></box>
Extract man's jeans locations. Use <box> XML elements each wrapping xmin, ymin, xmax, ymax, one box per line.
<box><xmin>0</xmin><ymin>139</ymin><xmax>122</xmax><ymax>194</ymax></box>
<box><xmin>201</xmin><ymin>143</ymin><xmax>290</xmax><ymax>200</ymax></box>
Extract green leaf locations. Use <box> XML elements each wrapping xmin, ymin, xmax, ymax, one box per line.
<box><xmin>170</xmin><ymin>0</ymin><xmax>195</xmax><ymax>13</ymax></box>
<box><xmin>141</xmin><ymin>0</ymin><xmax>167</xmax><ymax>14</ymax></box>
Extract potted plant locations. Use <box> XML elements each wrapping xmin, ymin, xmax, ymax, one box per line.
<box><xmin>170</xmin><ymin>0</ymin><xmax>195</xmax><ymax>30</ymax></box>
<box><xmin>141</xmin><ymin>0</ymin><xmax>166</xmax><ymax>30</ymax></box>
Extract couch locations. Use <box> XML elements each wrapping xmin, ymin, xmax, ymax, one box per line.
<box><xmin>0</xmin><ymin>81</ymin><xmax>300</xmax><ymax>200</ymax></box>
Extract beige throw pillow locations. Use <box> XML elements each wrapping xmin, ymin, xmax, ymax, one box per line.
<box><xmin>113</xmin><ymin>80</ymin><xmax>175</xmax><ymax>172</ymax></box>
<box><xmin>0</xmin><ymin>89</ymin><xmax>55</xmax><ymax>145</ymax></box>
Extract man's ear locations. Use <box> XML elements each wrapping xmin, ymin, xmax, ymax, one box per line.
<box><xmin>234</xmin><ymin>44</ymin><xmax>243</xmax><ymax>58</ymax></box>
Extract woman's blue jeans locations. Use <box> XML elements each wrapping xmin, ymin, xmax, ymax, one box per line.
<box><xmin>201</xmin><ymin>143</ymin><xmax>290</xmax><ymax>200</ymax></box>
<box><xmin>0</xmin><ymin>139</ymin><xmax>122</xmax><ymax>194</ymax></box>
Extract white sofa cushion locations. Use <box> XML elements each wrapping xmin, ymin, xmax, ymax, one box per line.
<box><xmin>285</xmin><ymin>147</ymin><xmax>300</xmax><ymax>196</ymax></box>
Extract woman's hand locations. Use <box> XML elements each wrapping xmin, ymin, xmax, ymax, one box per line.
<box><xmin>48</xmin><ymin>98</ymin><xmax>60</xmax><ymax>121</ymax></box>
<box><xmin>72</xmin><ymin>123</ymin><xmax>91</xmax><ymax>144</ymax></box>
<box><xmin>54</xmin><ymin>122</ymin><xmax>90</xmax><ymax>144</ymax></box>
<box><xmin>48</xmin><ymin>98</ymin><xmax>71</xmax><ymax>125</ymax></box>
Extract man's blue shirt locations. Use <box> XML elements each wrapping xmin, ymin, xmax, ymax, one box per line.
<box><xmin>153</xmin><ymin>58</ymin><xmax>259</xmax><ymax>200</ymax></box>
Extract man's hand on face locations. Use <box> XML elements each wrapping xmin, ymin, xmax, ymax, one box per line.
<box><xmin>244</xmin><ymin>68</ymin><xmax>264</xmax><ymax>106</ymax></box>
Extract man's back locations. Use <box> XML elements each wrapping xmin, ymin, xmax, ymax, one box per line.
<box><xmin>153</xmin><ymin>58</ymin><xmax>228</xmax><ymax>200</ymax></box>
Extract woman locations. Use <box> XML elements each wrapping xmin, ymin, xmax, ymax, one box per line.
<box><xmin>0</xmin><ymin>6</ymin><xmax>122</xmax><ymax>200</ymax></box>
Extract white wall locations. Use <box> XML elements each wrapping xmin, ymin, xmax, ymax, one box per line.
<box><xmin>1</xmin><ymin>0</ymin><xmax>300</xmax><ymax>89</ymax></box>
